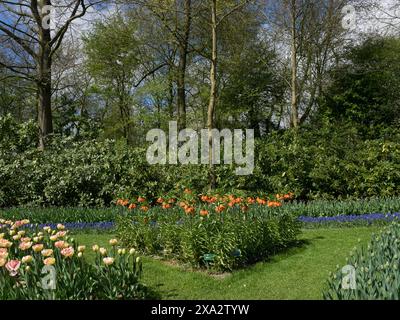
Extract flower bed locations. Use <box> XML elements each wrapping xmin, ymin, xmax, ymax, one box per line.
<box><xmin>116</xmin><ymin>193</ymin><xmax>300</xmax><ymax>271</ymax></box>
<box><xmin>323</xmin><ymin>221</ymin><xmax>400</xmax><ymax>300</ymax></box>
<box><xmin>3</xmin><ymin>196</ymin><xmax>400</xmax><ymax>225</ymax></box>
<box><xmin>115</xmin><ymin>190</ymin><xmax>292</xmax><ymax>213</ymax></box>
<box><xmin>0</xmin><ymin>219</ymin><xmax>148</xmax><ymax>300</ymax></box>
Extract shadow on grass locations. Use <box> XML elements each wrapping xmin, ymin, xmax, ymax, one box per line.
<box><xmin>144</xmin><ymin>285</ymin><xmax>165</xmax><ymax>300</ymax></box>
<box><xmin>143</xmin><ymin>238</ymin><xmax>320</xmax><ymax>299</ymax></box>
<box><xmin>147</xmin><ymin>283</ymin><xmax>180</xmax><ymax>299</ymax></box>
<box><xmin>243</xmin><ymin>238</ymin><xmax>313</xmax><ymax>269</ymax></box>
<box><xmin>264</xmin><ymin>233</ymin><xmax>329</xmax><ymax>263</ymax></box>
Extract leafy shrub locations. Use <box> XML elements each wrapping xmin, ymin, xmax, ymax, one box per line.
<box><xmin>323</xmin><ymin>221</ymin><xmax>400</xmax><ymax>300</ymax></box>
<box><xmin>0</xmin><ymin>114</ymin><xmax>37</xmax><ymax>158</ymax></box>
<box><xmin>1</xmin><ymin>116</ymin><xmax>400</xmax><ymax>208</ymax></box>
<box><xmin>0</xmin><ymin>138</ymin><xmax>160</xmax><ymax>207</ymax></box>
<box><xmin>116</xmin><ymin>206</ymin><xmax>300</xmax><ymax>272</ymax></box>
<box><xmin>0</xmin><ymin>219</ymin><xmax>148</xmax><ymax>300</ymax></box>
<box><xmin>248</xmin><ymin>124</ymin><xmax>400</xmax><ymax>200</ymax></box>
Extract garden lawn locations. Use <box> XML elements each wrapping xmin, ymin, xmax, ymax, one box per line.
<box><xmin>75</xmin><ymin>226</ymin><xmax>380</xmax><ymax>300</ymax></box>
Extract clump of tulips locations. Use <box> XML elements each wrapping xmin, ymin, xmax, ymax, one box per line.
<box><xmin>116</xmin><ymin>196</ymin><xmax>300</xmax><ymax>272</ymax></box>
<box><xmin>0</xmin><ymin>219</ymin><xmax>148</xmax><ymax>300</ymax></box>
<box><xmin>116</xmin><ymin>190</ymin><xmax>295</xmax><ymax>216</ymax></box>
<box><xmin>323</xmin><ymin>221</ymin><xmax>400</xmax><ymax>300</ymax></box>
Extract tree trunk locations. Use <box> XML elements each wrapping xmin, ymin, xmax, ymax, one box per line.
<box><xmin>176</xmin><ymin>0</ymin><xmax>192</xmax><ymax>131</ymax></box>
<box><xmin>38</xmin><ymin>76</ymin><xmax>52</xmax><ymax>150</ymax></box>
<box><xmin>168</xmin><ymin>66</ymin><xmax>174</xmax><ymax>119</ymax></box>
<box><xmin>208</xmin><ymin>0</ymin><xmax>218</xmax><ymax>190</ymax></box>
<box><xmin>177</xmin><ymin>45</ymin><xmax>187</xmax><ymax>131</ymax></box>
<box><xmin>249</xmin><ymin>105</ymin><xmax>261</xmax><ymax>138</ymax></box>
<box><xmin>38</xmin><ymin>0</ymin><xmax>53</xmax><ymax>150</ymax></box>
<box><xmin>290</xmin><ymin>0</ymin><xmax>299</xmax><ymax>129</ymax></box>
<box><xmin>118</xmin><ymin>95</ymin><xmax>130</xmax><ymax>144</ymax></box>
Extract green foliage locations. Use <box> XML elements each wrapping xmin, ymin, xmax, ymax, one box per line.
<box><xmin>1</xmin><ymin>116</ymin><xmax>400</xmax><ymax>207</ymax></box>
<box><xmin>0</xmin><ymin>208</ymin><xmax>121</xmax><ymax>224</ymax></box>
<box><xmin>321</xmin><ymin>36</ymin><xmax>400</xmax><ymax>137</ymax></box>
<box><xmin>218</xmin><ymin>38</ymin><xmax>285</xmax><ymax>136</ymax></box>
<box><xmin>0</xmin><ymin>114</ymin><xmax>37</xmax><ymax>156</ymax></box>
<box><xmin>0</xmin><ymin>137</ymin><xmax>161</xmax><ymax>207</ymax></box>
<box><xmin>116</xmin><ymin>207</ymin><xmax>300</xmax><ymax>272</ymax></box>
<box><xmin>323</xmin><ymin>221</ymin><xmax>400</xmax><ymax>300</ymax></box>
<box><xmin>248</xmin><ymin>124</ymin><xmax>400</xmax><ymax>200</ymax></box>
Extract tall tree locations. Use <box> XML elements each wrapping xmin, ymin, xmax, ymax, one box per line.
<box><xmin>0</xmin><ymin>0</ymin><xmax>101</xmax><ymax>149</ymax></box>
<box><xmin>84</xmin><ymin>13</ymin><xmax>168</xmax><ymax>144</ymax></box>
<box><xmin>176</xmin><ymin>0</ymin><xmax>192</xmax><ymax>131</ymax></box>
<box><xmin>321</xmin><ymin>36</ymin><xmax>400</xmax><ymax>136</ymax></box>
<box><xmin>267</xmin><ymin>0</ymin><xmax>349</xmax><ymax>127</ymax></box>
<box><xmin>129</xmin><ymin>0</ymin><xmax>196</xmax><ymax>130</ymax></box>
<box><xmin>206</xmin><ymin>0</ymin><xmax>251</xmax><ymax>189</ymax></box>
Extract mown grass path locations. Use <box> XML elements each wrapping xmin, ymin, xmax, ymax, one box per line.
<box><xmin>75</xmin><ymin>226</ymin><xmax>380</xmax><ymax>300</ymax></box>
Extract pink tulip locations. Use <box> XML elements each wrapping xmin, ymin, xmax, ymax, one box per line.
<box><xmin>55</xmin><ymin>241</ymin><xmax>66</xmax><ymax>249</ymax></box>
<box><xmin>61</xmin><ymin>247</ymin><xmax>74</xmax><ymax>258</ymax></box>
<box><xmin>5</xmin><ymin>260</ymin><xmax>21</xmax><ymax>277</ymax></box>
<box><xmin>0</xmin><ymin>248</ymin><xmax>8</xmax><ymax>258</ymax></box>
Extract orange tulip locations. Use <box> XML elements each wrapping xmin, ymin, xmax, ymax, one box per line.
<box><xmin>185</xmin><ymin>206</ymin><xmax>195</xmax><ymax>215</ymax></box>
<box><xmin>116</xmin><ymin>199</ymin><xmax>129</xmax><ymax>206</ymax></box>
<box><xmin>267</xmin><ymin>201</ymin><xmax>282</xmax><ymax>208</ymax></box>
<box><xmin>200</xmin><ymin>209</ymin><xmax>209</xmax><ymax>217</ymax></box>
<box><xmin>209</xmin><ymin>197</ymin><xmax>217</xmax><ymax>203</ymax></box>
<box><xmin>179</xmin><ymin>201</ymin><xmax>187</xmax><ymax>208</ymax></box>
<box><xmin>162</xmin><ymin>203</ymin><xmax>172</xmax><ymax>209</ymax></box>
<box><xmin>256</xmin><ymin>198</ymin><xmax>267</xmax><ymax>205</ymax></box>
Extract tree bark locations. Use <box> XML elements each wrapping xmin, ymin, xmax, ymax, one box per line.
<box><xmin>176</xmin><ymin>0</ymin><xmax>191</xmax><ymax>131</ymax></box>
<box><xmin>290</xmin><ymin>0</ymin><xmax>299</xmax><ymax>129</ymax></box>
<box><xmin>208</xmin><ymin>0</ymin><xmax>218</xmax><ymax>190</ymax></box>
<box><xmin>38</xmin><ymin>0</ymin><xmax>53</xmax><ymax>150</ymax></box>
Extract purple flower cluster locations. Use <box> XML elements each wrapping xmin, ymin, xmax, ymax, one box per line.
<box><xmin>298</xmin><ymin>213</ymin><xmax>400</xmax><ymax>224</ymax></box>
<box><xmin>26</xmin><ymin>221</ymin><xmax>115</xmax><ymax>231</ymax></box>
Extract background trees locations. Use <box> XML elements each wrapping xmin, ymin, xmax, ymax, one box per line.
<box><xmin>1</xmin><ymin>0</ymin><xmax>400</xmax><ymax>200</ymax></box>
<box><xmin>265</xmin><ymin>0</ymin><xmax>351</xmax><ymax>128</ymax></box>
<box><xmin>0</xmin><ymin>0</ymin><xmax>102</xmax><ymax>149</ymax></box>
<box><xmin>320</xmin><ymin>37</ymin><xmax>400</xmax><ymax>136</ymax></box>
<box><xmin>0</xmin><ymin>0</ymin><xmax>369</xmax><ymax>142</ymax></box>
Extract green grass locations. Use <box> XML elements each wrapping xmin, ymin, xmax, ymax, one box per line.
<box><xmin>75</xmin><ymin>226</ymin><xmax>380</xmax><ymax>300</ymax></box>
